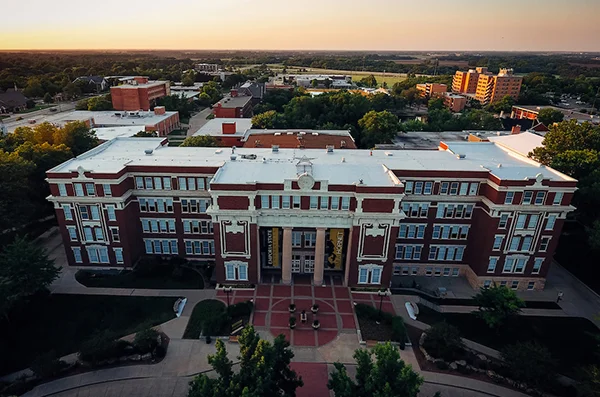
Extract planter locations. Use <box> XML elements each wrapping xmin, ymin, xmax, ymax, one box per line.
<box><xmin>290</xmin><ymin>323</ymin><xmax>296</xmax><ymax>329</ymax></box>
<box><xmin>205</xmin><ymin>335</ymin><xmax>212</xmax><ymax>344</ymax></box>
<box><xmin>289</xmin><ymin>304</ymin><xmax>296</xmax><ymax>313</ymax></box>
<box><xmin>289</xmin><ymin>316</ymin><xmax>297</xmax><ymax>329</ymax></box>
<box><xmin>312</xmin><ymin>320</ymin><xmax>320</xmax><ymax>330</ymax></box>
<box><xmin>311</xmin><ymin>304</ymin><xmax>319</xmax><ymax>314</ymax></box>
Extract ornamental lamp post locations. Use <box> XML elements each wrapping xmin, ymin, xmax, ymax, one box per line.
<box><xmin>224</xmin><ymin>286</ymin><xmax>233</xmax><ymax>308</ymax></box>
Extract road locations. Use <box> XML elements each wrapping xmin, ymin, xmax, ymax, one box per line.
<box><xmin>1</xmin><ymin>102</ymin><xmax>77</xmax><ymax>133</ymax></box>
<box><xmin>187</xmin><ymin>107</ymin><xmax>213</xmax><ymax>136</ymax></box>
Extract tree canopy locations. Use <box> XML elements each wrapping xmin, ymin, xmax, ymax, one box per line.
<box><xmin>188</xmin><ymin>326</ymin><xmax>303</xmax><ymax>397</ymax></box>
<box><xmin>358</xmin><ymin>110</ymin><xmax>399</xmax><ymax>148</ymax></box>
<box><xmin>501</xmin><ymin>341</ymin><xmax>557</xmax><ymax>393</ymax></box>
<box><xmin>180</xmin><ymin>135</ymin><xmax>217</xmax><ymax>147</ymax></box>
<box><xmin>327</xmin><ymin>343</ymin><xmax>423</xmax><ymax>397</ymax></box>
<box><xmin>473</xmin><ymin>284</ymin><xmax>524</xmax><ymax>329</ymax></box>
<box><xmin>537</xmin><ymin>107</ymin><xmax>565</xmax><ymax>126</ymax></box>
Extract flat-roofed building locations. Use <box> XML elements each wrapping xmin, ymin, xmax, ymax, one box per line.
<box><xmin>242</xmin><ymin>129</ymin><xmax>357</xmax><ymax>149</ymax></box>
<box><xmin>416</xmin><ymin>83</ymin><xmax>447</xmax><ymax>98</ymax></box>
<box><xmin>442</xmin><ymin>92</ymin><xmax>467</xmax><ymax>112</ymax></box>
<box><xmin>213</xmin><ymin>90</ymin><xmax>253</xmax><ymax>118</ymax></box>
<box><xmin>110</xmin><ymin>77</ymin><xmax>170</xmax><ymax>111</ymax></box>
<box><xmin>452</xmin><ymin>67</ymin><xmax>490</xmax><ymax>94</ymax></box>
<box><xmin>192</xmin><ymin>118</ymin><xmax>253</xmax><ymax>146</ymax></box>
<box><xmin>475</xmin><ymin>69</ymin><xmax>522</xmax><ymax>104</ymax></box>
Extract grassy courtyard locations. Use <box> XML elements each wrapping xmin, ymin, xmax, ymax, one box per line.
<box><xmin>416</xmin><ymin>304</ymin><xmax>600</xmax><ymax>378</ymax></box>
<box><xmin>0</xmin><ymin>293</ymin><xmax>177</xmax><ymax>375</ymax></box>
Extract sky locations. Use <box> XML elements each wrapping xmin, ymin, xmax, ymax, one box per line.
<box><xmin>1</xmin><ymin>0</ymin><xmax>599</xmax><ymax>51</ymax></box>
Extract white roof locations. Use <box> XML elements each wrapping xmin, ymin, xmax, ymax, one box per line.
<box><xmin>48</xmin><ymin>137</ymin><xmax>574</xmax><ymax>184</ymax></box>
<box><xmin>112</xmin><ymin>80</ymin><xmax>167</xmax><ymax>89</ymax></box>
<box><xmin>488</xmin><ymin>131</ymin><xmax>544</xmax><ymax>157</ymax></box>
<box><xmin>92</xmin><ymin>126</ymin><xmax>146</xmax><ymax>141</ymax></box>
<box><xmin>192</xmin><ymin>118</ymin><xmax>252</xmax><ymax>137</ymax></box>
<box><xmin>42</xmin><ymin>110</ymin><xmax>177</xmax><ymax>128</ymax></box>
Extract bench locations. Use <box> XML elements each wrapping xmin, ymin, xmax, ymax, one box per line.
<box><xmin>231</xmin><ymin>319</ymin><xmax>244</xmax><ymax>336</ymax></box>
<box><xmin>173</xmin><ymin>298</ymin><xmax>183</xmax><ymax>313</ymax></box>
<box><xmin>229</xmin><ymin>335</ymin><xmax>239</xmax><ymax>343</ymax></box>
<box><xmin>366</xmin><ymin>340</ymin><xmax>379</xmax><ymax>348</ymax></box>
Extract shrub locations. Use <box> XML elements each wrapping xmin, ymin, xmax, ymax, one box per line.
<box><xmin>134</xmin><ymin>328</ymin><xmax>160</xmax><ymax>354</ymax></box>
<box><xmin>154</xmin><ymin>345</ymin><xmax>166</xmax><ymax>359</ymax></box>
<box><xmin>422</xmin><ymin>322</ymin><xmax>464</xmax><ymax>361</ymax></box>
<box><xmin>391</xmin><ymin>316</ymin><xmax>407</xmax><ymax>344</ymax></box>
<box><xmin>30</xmin><ymin>351</ymin><xmax>66</xmax><ymax>379</ymax></box>
<box><xmin>435</xmin><ymin>360</ymin><xmax>449</xmax><ymax>370</ymax></box>
<box><xmin>227</xmin><ymin>300</ymin><xmax>254</xmax><ymax>318</ymax></box>
<box><xmin>78</xmin><ymin>333</ymin><xmax>121</xmax><ymax>364</ymax></box>
<box><xmin>203</xmin><ymin>313</ymin><xmax>228</xmax><ymax>336</ymax></box>
<box><xmin>501</xmin><ymin>341</ymin><xmax>557</xmax><ymax>392</ymax></box>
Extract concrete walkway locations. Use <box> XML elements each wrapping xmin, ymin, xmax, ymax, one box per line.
<box><xmin>187</xmin><ymin>107</ymin><xmax>213</xmax><ymax>136</ymax></box>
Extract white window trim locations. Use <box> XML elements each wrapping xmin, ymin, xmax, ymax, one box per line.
<box><xmin>224</xmin><ymin>261</ymin><xmax>249</xmax><ymax>281</ymax></box>
<box><xmin>357</xmin><ymin>264</ymin><xmax>384</xmax><ymax>285</ymax></box>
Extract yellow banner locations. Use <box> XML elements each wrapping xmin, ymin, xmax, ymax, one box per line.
<box><xmin>272</xmin><ymin>227</ymin><xmax>280</xmax><ymax>268</ymax></box>
<box><xmin>327</xmin><ymin>228</ymin><xmax>345</xmax><ymax>270</ymax></box>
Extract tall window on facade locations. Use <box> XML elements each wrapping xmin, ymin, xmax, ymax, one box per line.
<box><xmin>225</xmin><ymin>262</ymin><xmax>248</xmax><ymax>281</ymax></box>
<box><xmin>63</xmin><ymin>205</ymin><xmax>73</xmax><ymax>220</ymax></box>
<box><xmin>144</xmin><ymin>239</ymin><xmax>179</xmax><ymax>254</ymax></box>
<box><xmin>358</xmin><ymin>264</ymin><xmax>383</xmax><ymax>284</ymax></box>
<box><xmin>58</xmin><ymin>183</ymin><xmax>67</xmax><ymax>196</ymax></box>
<box><xmin>504</xmin><ymin>191</ymin><xmax>515</xmax><ymax>204</ymax></box>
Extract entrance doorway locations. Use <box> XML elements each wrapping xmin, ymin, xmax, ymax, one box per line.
<box><xmin>291</xmin><ymin>255</ymin><xmax>301</xmax><ymax>273</ymax></box>
<box><xmin>303</xmin><ymin>255</ymin><xmax>315</xmax><ymax>273</ymax></box>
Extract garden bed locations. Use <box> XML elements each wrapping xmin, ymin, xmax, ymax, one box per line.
<box><xmin>0</xmin><ymin>293</ymin><xmax>177</xmax><ymax>376</ymax></box>
<box><xmin>75</xmin><ymin>261</ymin><xmax>205</xmax><ymax>289</ymax></box>
<box><xmin>355</xmin><ymin>303</ymin><xmax>406</xmax><ymax>345</ymax></box>
<box><xmin>415</xmin><ymin>304</ymin><xmax>600</xmax><ymax>378</ymax></box>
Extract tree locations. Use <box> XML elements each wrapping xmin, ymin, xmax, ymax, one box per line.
<box><xmin>252</xmin><ymin>110</ymin><xmax>283</xmax><ymax>129</ymax></box>
<box><xmin>180</xmin><ymin>135</ymin><xmax>217</xmax><ymax>147</ymax></box>
<box><xmin>23</xmin><ymin>77</ymin><xmax>45</xmax><ymax>98</ymax></box>
<box><xmin>427</xmin><ymin>97</ymin><xmax>444</xmax><ymax>110</ymax></box>
<box><xmin>588</xmin><ymin>220</ymin><xmax>600</xmax><ymax>251</ymax></box>
<box><xmin>488</xmin><ymin>95</ymin><xmax>514</xmax><ymax>114</ymax></box>
<box><xmin>422</xmin><ymin>322</ymin><xmax>464</xmax><ymax>361</ymax></box>
<box><xmin>75</xmin><ymin>98</ymin><xmax>89</xmax><ymax>110</ymax></box>
<box><xmin>181</xmin><ymin>71</ymin><xmax>196</xmax><ymax>86</ymax></box>
<box><xmin>537</xmin><ymin>107</ymin><xmax>565</xmax><ymax>125</ymax></box>
<box><xmin>0</xmin><ymin>151</ymin><xmax>35</xmax><ymax>230</ymax></box>
<box><xmin>361</xmin><ymin>74</ymin><xmax>378</xmax><ymax>88</ymax></box>
<box><xmin>358</xmin><ymin>110</ymin><xmax>399</xmax><ymax>148</ymax></box>
<box><xmin>501</xmin><ymin>341</ymin><xmax>557</xmax><ymax>392</ymax></box>
<box><xmin>133</xmin><ymin>328</ymin><xmax>160</xmax><ymax>355</ymax></box>
<box><xmin>188</xmin><ymin>326</ymin><xmax>303</xmax><ymax>397</ymax></box>
<box><xmin>132</xmin><ymin>130</ymin><xmax>157</xmax><ymax>137</ymax></box>
<box><xmin>578</xmin><ymin>365</ymin><xmax>600</xmax><ymax>397</ymax></box>
<box><xmin>473</xmin><ymin>284</ymin><xmax>524</xmax><ymax>329</ymax></box>
<box><xmin>52</xmin><ymin>121</ymin><xmax>99</xmax><ymax>156</ymax></box>
<box><xmin>62</xmin><ymin>82</ymin><xmax>81</xmax><ymax>99</ymax></box>
<box><xmin>0</xmin><ymin>236</ymin><xmax>60</xmax><ymax>320</ymax></box>
<box><xmin>327</xmin><ymin>343</ymin><xmax>423</xmax><ymax>397</ymax></box>
<box><xmin>43</xmin><ymin>93</ymin><xmax>53</xmax><ymax>104</ymax></box>
<box><xmin>87</xmin><ymin>95</ymin><xmax>112</xmax><ymax>111</ymax></box>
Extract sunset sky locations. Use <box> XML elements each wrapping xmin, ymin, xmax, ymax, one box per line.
<box><xmin>1</xmin><ymin>0</ymin><xmax>599</xmax><ymax>51</ymax></box>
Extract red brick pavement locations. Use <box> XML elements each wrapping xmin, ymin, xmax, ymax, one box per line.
<box><xmin>290</xmin><ymin>362</ymin><xmax>330</xmax><ymax>397</ymax></box>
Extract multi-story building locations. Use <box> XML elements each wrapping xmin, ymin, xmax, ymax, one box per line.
<box><xmin>46</xmin><ymin>137</ymin><xmax>575</xmax><ymax>291</ymax></box>
<box><xmin>512</xmin><ymin>105</ymin><xmax>600</xmax><ymax>125</ymax></box>
<box><xmin>452</xmin><ymin>67</ymin><xmax>490</xmax><ymax>94</ymax></box>
<box><xmin>195</xmin><ymin>63</ymin><xmax>220</xmax><ymax>73</ymax></box>
<box><xmin>110</xmin><ymin>77</ymin><xmax>170</xmax><ymax>111</ymax></box>
<box><xmin>213</xmin><ymin>90</ymin><xmax>253</xmax><ymax>118</ymax></box>
<box><xmin>475</xmin><ymin>69</ymin><xmax>522</xmax><ymax>104</ymax></box>
<box><xmin>442</xmin><ymin>93</ymin><xmax>467</xmax><ymax>112</ymax></box>
<box><xmin>416</xmin><ymin>83</ymin><xmax>447</xmax><ymax>98</ymax></box>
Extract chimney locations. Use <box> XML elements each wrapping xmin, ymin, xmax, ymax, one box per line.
<box><xmin>511</xmin><ymin>125</ymin><xmax>521</xmax><ymax>134</ymax></box>
<box><xmin>230</xmin><ymin>89</ymin><xmax>238</xmax><ymax>97</ymax></box>
<box><xmin>222</xmin><ymin>122</ymin><xmax>236</xmax><ymax>135</ymax></box>
<box><xmin>154</xmin><ymin>106</ymin><xmax>166</xmax><ymax>115</ymax></box>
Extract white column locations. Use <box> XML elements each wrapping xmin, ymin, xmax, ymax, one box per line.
<box><xmin>282</xmin><ymin>227</ymin><xmax>292</xmax><ymax>285</ymax></box>
<box><xmin>313</xmin><ymin>228</ymin><xmax>326</xmax><ymax>286</ymax></box>
<box><xmin>343</xmin><ymin>227</ymin><xmax>353</xmax><ymax>286</ymax></box>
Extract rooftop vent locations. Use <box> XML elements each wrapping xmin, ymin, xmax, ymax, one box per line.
<box><xmin>341</xmin><ymin>140</ymin><xmax>346</xmax><ymax>148</ymax></box>
<box><xmin>456</xmin><ymin>154</ymin><xmax>466</xmax><ymax>159</ymax></box>
<box><xmin>272</xmin><ymin>145</ymin><xmax>279</xmax><ymax>152</ymax></box>
<box><xmin>299</xmin><ymin>131</ymin><xmax>306</xmax><ymax>135</ymax></box>
<box><xmin>326</xmin><ymin>145</ymin><xmax>334</xmax><ymax>153</ymax></box>
<box><xmin>241</xmin><ymin>154</ymin><xmax>257</xmax><ymax>160</ymax></box>
<box><xmin>497</xmin><ymin>163</ymin><xmax>502</xmax><ymax>168</ymax></box>
<box><xmin>312</xmin><ymin>132</ymin><xmax>319</xmax><ymax>136</ymax></box>
<box><xmin>287</xmin><ymin>132</ymin><xmax>294</xmax><ymax>135</ymax></box>
<box><xmin>144</xmin><ymin>149</ymin><xmax>153</xmax><ymax>155</ymax></box>
<box><xmin>274</xmin><ymin>132</ymin><xmax>281</xmax><ymax>136</ymax></box>
<box><xmin>215</xmin><ymin>149</ymin><xmax>222</xmax><ymax>154</ymax></box>
<box><xmin>230</xmin><ymin>154</ymin><xmax>237</xmax><ymax>161</ymax></box>
<box><xmin>341</xmin><ymin>157</ymin><xmax>346</xmax><ymax>163</ymax></box>
<box><xmin>385</xmin><ymin>152</ymin><xmax>393</xmax><ymax>156</ymax></box>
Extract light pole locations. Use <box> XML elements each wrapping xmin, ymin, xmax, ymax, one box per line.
<box><xmin>376</xmin><ymin>290</ymin><xmax>388</xmax><ymax>324</ymax></box>
<box><xmin>224</xmin><ymin>286</ymin><xmax>233</xmax><ymax>308</ymax></box>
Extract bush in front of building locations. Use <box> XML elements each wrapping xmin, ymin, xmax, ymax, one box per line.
<box><xmin>78</xmin><ymin>332</ymin><xmax>131</xmax><ymax>365</ymax></box>
<box><xmin>422</xmin><ymin>322</ymin><xmax>465</xmax><ymax>362</ymax></box>
<box><xmin>226</xmin><ymin>300</ymin><xmax>254</xmax><ymax>319</ymax></box>
<box><xmin>354</xmin><ymin>303</ymin><xmax>407</xmax><ymax>346</ymax></box>
<box><xmin>133</xmin><ymin>328</ymin><xmax>160</xmax><ymax>355</ymax></box>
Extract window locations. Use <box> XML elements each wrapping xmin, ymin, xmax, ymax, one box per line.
<box><xmin>527</xmin><ymin>281</ymin><xmax>535</xmax><ymax>290</ymax></box>
<box><xmin>79</xmin><ymin>206</ymin><xmax>89</xmax><ymax>220</ymax></box>
<box><xmin>511</xmin><ymin>280</ymin><xmax>519</xmax><ymax>290</ymax></box>
<box><xmin>493</xmin><ymin>235</ymin><xmax>504</xmax><ymax>250</ymax></box>
<box><xmin>429</xmin><ymin>245</ymin><xmax>465</xmax><ymax>261</ymax></box>
<box><xmin>63</xmin><ymin>205</ymin><xmax>73</xmax><ymax>220</ymax></box>
<box><xmin>522</xmin><ymin>236</ymin><xmax>532</xmax><ymax>251</ymax></box>
<box><xmin>514</xmin><ymin>258</ymin><xmax>526</xmax><ymax>273</ymax></box>
<box><xmin>135</xmin><ymin>177</ymin><xmax>144</xmax><ymax>189</ymax></box>
<box><xmin>553</xmin><ymin>192</ymin><xmax>563</xmax><ymax>206</ymax></box>
<box><xmin>310</xmin><ymin>196</ymin><xmax>318</xmax><ymax>209</ymax></box>
<box><xmin>106</xmin><ymin>205</ymin><xmax>116</xmax><ymax>221</ymax></box>
<box><xmin>58</xmin><ymin>183</ymin><xmax>67</xmax><ymax>196</ymax></box>
<box><xmin>483</xmin><ymin>280</ymin><xmax>492</xmax><ymax>288</ymax></box>
<box><xmin>103</xmin><ymin>184</ymin><xmax>112</xmax><ymax>196</ymax></box>
<box><xmin>261</xmin><ymin>196</ymin><xmax>269</xmax><ymax>209</ymax></box>
<box><xmin>452</xmin><ymin>268</ymin><xmax>459</xmax><ymax>277</ymax></box>
<box><xmin>83</xmin><ymin>184</ymin><xmax>93</xmax><ymax>196</ymax></box>
<box><xmin>523</xmin><ymin>191</ymin><xmax>533</xmax><ymax>205</ymax></box>
<box><xmin>145</xmin><ymin>239</ymin><xmax>178</xmax><ymax>254</ymax></box>
<box><xmin>320</xmin><ymin>196</ymin><xmax>328</xmax><ymax>209</ymax></box>
<box><xmin>94</xmin><ymin>228</ymin><xmax>104</xmax><ymax>241</ymax></box>
<box><xmin>293</xmin><ymin>196</ymin><xmax>301</xmax><ymax>209</ymax></box>
<box><xmin>72</xmin><ymin>247</ymin><xmax>82</xmax><ymax>263</ymax></box>
<box><xmin>178</xmin><ymin>177</ymin><xmax>187</xmax><ymax>190</ymax></box>
<box><xmin>405</xmin><ymin>181</ymin><xmax>414</xmax><ymax>194</ymax></box>
<box><xmin>527</xmin><ymin>214</ymin><xmax>539</xmax><ymax>230</ymax></box>
<box><xmin>83</xmin><ymin>227</ymin><xmax>93</xmax><ymax>242</ymax></box>
<box><xmin>304</xmin><ymin>232</ymin><xmax>316</xmax><ymax>247</ymax></box>
<box><xmin>434</xmin><ymin>267</ymin><xmax>442</xmax><ymax>276</ymax></box>
<box><xmin>449</xmin><ymin>182</ymin><xmax>459</xmax><ymax>195</ymax></box>
<box><xmin>459</xmin><ymin>182</ymin><xmax>468</xmax><ymax>196</ymax></box>
<box><xmin>282</xmin><ymin>196</ymin><xmax>290</xmax><ymax>209</ymax></box>
<box><xmin>74</xmin><ymin>183</ymin><xmax>84</xmax><ymax>196</ymax></box>
<box><xmin>341</xmin><ymin>197</ymin><xmax>350</xmax><ymax>210</ymax></box>
<box><xmin>153</xmin><ymin>177</ymin><xmax>162</xmax><ymax>190</ymax></box>
<box><xmin>99</xmin><ymin>247</ymin><xmax>109</xmax><ymax>263</ymax></box>
<box><xmin>188</xmin><ymin>177</ymin><xmax>196</xmax><ymax>191</ymax></box>
<box><xmin>197</xmin><ymin>178</ymin><xmax>205</xmax><ymax>190</ymax></box>
<box><xmin>500</xmin><ymin>280</ymin><xmax>507</xmax><ymax>287</ymax></box>
<box><xmin>67</xmin><ymin>226</ymin><xmax>78</xmax><ymax>241</ymax></box>
<box><xmin>271</xmin><ymin>195</ymin><xmax>280</xmax><ymax>209</ymax></box>
<box><xmin>90</xmin><ymin>205</ymin><xmax>100</xmax><ymax>220</ymax></box>
<box><xmin>539</xmin><ymin>236</ymin><xmax>551</xmax><ymax>252</ymax></box>
<box><xmin>414</xmin><ymin>182</ymin><xmax>423</xmax><ymax>194</ymax></box>
<box><xmin>110</xmin><ymin>227</ymin><xmax>120</xmax><ymax>242</ymax></box>
<box><xmin>425</xmin><ymin>267</ymin><xmax>433</xmax><ymax>276</ymax></box>
<box><xmin>504</xmin><ymin>191</ymin><xmax>515</xmax><ymax>204</ymax></box>
<box><xmin>114</xmin><ymin>248</ymin><xmax>124</xmax><ymax>264</ymax></box>
<box><xmin>357</xmin><ymin>264</ymin><xmax>383</xmax><ymax>284</ymax></box>
<box><xmin>424</xmin><ymin>182</ymin><xmax>433</xmax><ymax>195</ymax></box>
<box><xmin>509</xmin><ymin>237</ymin><xmax>521</xmax><ymax>251</ymax></box>
<box><xmin>515</xmin><ymin>214</ymin><xmax>527</xmax><ymax>229</ymax></box>
<box><xmin>436</xmin><ymin>204</ymin><xmax>474</xmax><ymax>219</ymax></box>
<box><xmin>532</xmin><ymin>258</ymin><xmax>543</xmax><ymax>274</ymax></box>
<box><xmin>225</xmin><ymin>262</ymin><xmax>248</xmax><ymax>281</ymax></box>
<box><xmin>503</xmin><ymin>258</ymin><xmax>514</xmax><ymax>273</ymax></box>
<box><xmin>534</xmin><ymin>191</ymin><xmax>545</xmax><ymax>205</ymax></box>
<box><xmin>443</xmin><ymin>267</ymin><xmax>450</xmax><ymax>276</ymax></box>
<box><xmin>292</xmin><ymin>232</ymin><xmax>302</xmax><ymax>247</ymax></box>
<box><xmin>331</xmin><ymin>196</ymin><xmax>340</xmax><ymax>210</ymax></box>
<box><xmin>163</xmin><ymin>177</ymin><xmax>172</xmax><ymax>190</ymax></box>
<box><xmin>468</xmin><ymin>183</ymin><xmax>479</xmax><ymax>196</ymax></box>
<box><xmin>440</xmin><ymin>182</ymin><xmax>449</xmax><ymax>194</ymax></box>
<box><xmin>487</xmin><ymin>257</ymin><xmax>498</xmax><ymax>273</ymax></box>
<box><xmin>546</xmin><ymin>214</ymin><xmax>557</xmax><ymax>230</ymax></box>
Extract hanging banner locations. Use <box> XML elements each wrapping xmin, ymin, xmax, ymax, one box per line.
<box><xmin>326</xmin><ymin>228</ymin><xmax>345</xmax><ymax>270</ymax></box>
<box><xmin>272</xmin><ymin>227</ymin><xmax>280</xmax><ymax>268</ymax></box>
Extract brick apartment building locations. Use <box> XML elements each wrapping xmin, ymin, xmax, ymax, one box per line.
<box><xmin>213</xmin><ymin>90</ymin><xmax>253</xmax><ymax>118</ymax></box>
<box><xmin>416</xmin><ymin>83</ymin><xmax>447</xmax><ymax>98</ymax></box>
<box><xmin>46</xmin><ymin>138</ymin><xmax>575</xmax><ymax>291</ymax></box>
<box><xmin>452</xmin><ymin>67</ymin><xmax>522</xmax><ymax>104</ymax></box>
<box><xmin>442</xmin><ymin>93</ymin><xmax>467</xmax><ymax>112</ymax></box>
<box><xmin>111</xmin><ymin>77</ymin><xmax>170</xmax><ymax>111</ymax></box>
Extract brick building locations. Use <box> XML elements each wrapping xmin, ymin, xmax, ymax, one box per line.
<box><xmin>452</xmin><ymin>67</ymin><xmax>489</xmax><ymax>94</ymax></box>
<box><xmin>46</xmin><ymin>138</ymin><xmax>575</xmax><ymax>291</ymax></box>
<box><xmin>475</xmin><ymin>69</ymin><xmax>522</xmax><ymax>104</ymax></box>
<box><xmin>442</xmin><ymin>93</ymin><xmax>467</xmax><ymax>112</ymax></box>
<box><xmin>213</xmin><ymin>90</ymin><xmax>253</xmax><ymax>118</ymax></box>
<box><xmin>110</xmin><ymin>77</ymin><xmax>170</xmax><ymax>111</ymax></box>
<box><xmin>416</xmin><ymin>83</ymin><xmax>447</xmax><ymax>98</ymax></box>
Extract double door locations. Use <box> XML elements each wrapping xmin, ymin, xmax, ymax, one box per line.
<box><xmin>291</xmin><ymin>254</ymin><xmax>315</xmax><ymax>274</ymax></box>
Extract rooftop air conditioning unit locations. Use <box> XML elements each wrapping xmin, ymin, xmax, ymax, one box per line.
<box><xmin>272</xmin><ymin>145</ymin><xmax>279</xmax><ymax>152</ymax></box>
<box><xmin>326</xmin><ymin>145</ymin><xmax>334</xmax><ymax>153</ymax></box>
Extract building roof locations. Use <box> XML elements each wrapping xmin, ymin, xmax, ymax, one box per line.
<box><xmin>112</xmin><ymin>81</ymin><xmax>167</xmax><ymax>90</ymax></box>
<box><xmin>48</xmin><ymin>137</ymin><xmax>574</xmax><ymax>184</ymax></box>
<box><xmin>215</xmin><ymin>94</ymin><xmax>252</xmax><ymax>109</ymax></box>
<box><xmin>242</xmin><ymin>129</ymin><xmax>357</xmax><ymax>149</ymax></box>
<box><xmin>74</xmin><ymin>76</ymin><xmax>105</xmax><ymax>84</ymax></box>
<box><xmin>91</xmin><ymin>126</ymin><xmax>147</xmax><ymax>141</ymax></box>
<box><xmin>239</xmin><ymin>82</ymin><xmax>265</xmax><ymax>99</ymax></box>
<box><xmin>513</xmin><ymin>105</ymin><xmax>600</xmax><ymax>124</ymax></box>
<box><xmin>0</xmin><ymin>89</ymin><xmax>28</xmax><ymax>109</ymax></box>
<box><xmin>488</xmin><ymin>131</ymin><xmax>544</xmax><ymax>157</ymax></box>
<box><xmin>193</xmin><ymin>118</ymin><xmax>253</xmax><ymax>137</ymax></box>
<box><xmin>34</xmin><ymin>110</ymin><xmax>177</xmax><ymax>128</ymax></box>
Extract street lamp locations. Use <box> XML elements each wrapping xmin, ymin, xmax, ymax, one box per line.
<box><xmin>224</xmin><ymin>286</ymin><xmax>233</xmax><ymax>308</ymax></box>
<box><xmin>376</xmin><ymin>290</ymin><xmax>389</xmax><ymax>324</ymax></box>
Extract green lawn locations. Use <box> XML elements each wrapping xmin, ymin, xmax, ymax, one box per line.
<box><xmin>416</xmin><ymin>304</ymin><xmax>600</xmax><ymax>378</ymax></box>
<box><xmin>183</xmin><ymin>299</ymin><xmax>227</xmax><ymax>339</ymax></box>
<box><xmin>183</xmin><ymin>299</ymin><xmax>253</xmax><ymax>339</ymax></box>
<box><xmin>75</xmin><ymin>266</ymin><xmax>204</xmax><ymax>290</ymax></box>
<box><xmin>0</xmin><ymin>293</ymin><xmax>177</xmax><ymax>375</ymax></box>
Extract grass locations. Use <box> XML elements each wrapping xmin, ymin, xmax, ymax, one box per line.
<box><xmin>75</xmin><ymin>266</ymin><xmax>204</xmax><ymax>290</ymax></box>
<box><xmin>355</xmin><ymin>303</ymin><xmax>406</xmax><ymax>343</ymax></box>
<box><xmin>0</xmin><ymin>293</ymin><xmax>178</xmax><ymax>375</ymax></box>
<box><xmin>183</xmin><ymin>299</ymin><xmax>227</xmax><ymax>339</ymax></box>
<box><xmin>416</xmin><ymin>304</ymin><xmax>600</xmax><ymax>378</ymax></box>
